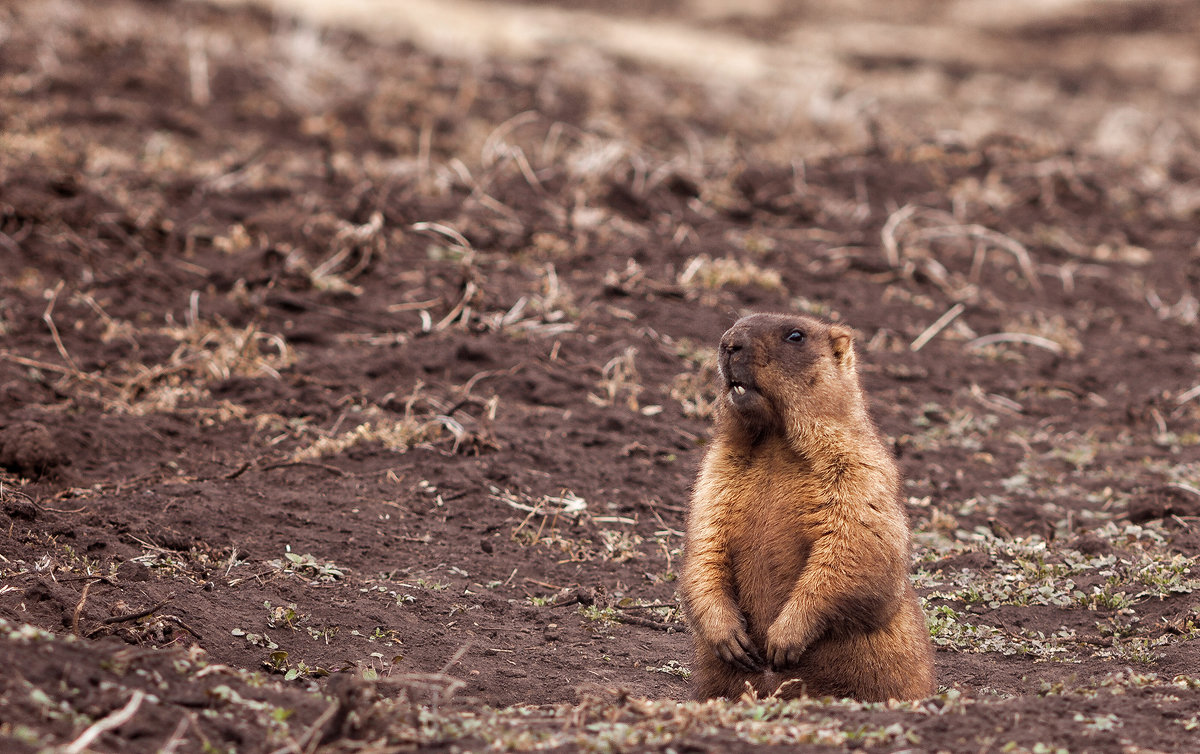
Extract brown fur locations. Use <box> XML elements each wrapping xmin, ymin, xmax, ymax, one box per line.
<box><xmin>678</xmin><ymin>313</ymin><xmax>935</xmax><ymax>702</ymax></box>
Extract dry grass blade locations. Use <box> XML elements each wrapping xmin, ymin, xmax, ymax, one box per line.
<box><xmin>0</xmin><ymin>351</ymin><xmax>107</xmax><ymax>386</ymax></box>
<box><xmin>881</xmin><ymin>205</ymin><xmax>1042</xmax><ymax>291</ymax></box>
<box><xmin>481</xmin><ymin>110</ymin><xmax>540</xmax><ymax>168</ymax></box>
<box><xmin>910</xmin><ymin>224</ymin><xmax>1042</xmax><ymax>291</ymax></box>
<box><xmin>412</xmin><ymin>221</ymin><xmax>472</xmax><ymax>251</ymax></box>
<box><xmin>435</xmin><ymin>281</ymin><xmax>479</xmax><ymax>331</ymax></box>
<box><xmin>911</xmin><ymin>302</ymin><xmax>966</xmax><ymax>352</ymax></box>
<box><xmin>159</xmin><ymin>713</ymin><xmax>192</xmax><ymax>754</ymax></box>
<box><xmin>967</xmin><ymin>332</ymin><xmax>1066</xmax><ymax>355</ymax></box>
<box><xmin>880</xmin><ymin>204</ymin><xmax>918</xmax><ymax>268</ymax></box>
<box><xmin>1167</xmin><ymin>482</ymin><xmax>1200</xmax><ymax>499</ymax></box>
<box><xmin>42</xmin><ymin>281</ymin><xmax>85</xmax><ymax>378</ymax></box>
<box><xmin>72</xmin><ymin>579</ymin><xmax>96</xmax><ymax>636</ymax></box>
<box><xmin>439</xmin><ymin>643</ymin><xmax>471</xmax><ymax>674</ymax></box>
<box><xmin>1175</xmin><ymin>384</ymin><xmax>1200</xmax><ymax>405</ymax></box>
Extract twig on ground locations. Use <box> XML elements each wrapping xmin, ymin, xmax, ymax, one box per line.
<box><xmin>161</xmin><ymin>614</ymin><xmax>203</xmax><ymax>641</ymax></box>
<box><xmin>910</xmin><ymin>303</ymin><xmax>966</xmax><ymax>352</ymax></box>
<box><xmin>43</xmin><ymin>280</ymin><xmax>85</xmax><ymax>378</ymax></box>
<box><xmin>440</xmin><ymin>643</ymin><xmax>472</xmax><ymax>675</ymax></box>
<box><xmin>290</xmin><ymin>699</ymin><xmax>339</xmax><ymax>754</ymax></box>
<box><xmin>1166</xmin><ymin>482</ymin><xmax>1200</xmax><ymax>499</ymax></box>
<box><xmin>434</xmin><ymin>281</ymin><xmax>479</xmax><ymax>331</ymax></box>
<box><xmin>223</xmin><ymin>461</ymin><xmax>252</xmax><ymax>480</ymax></box>
<box><xmin>64</xmin><ymin>690</ymin><xmax>146</xmax><ymax>754</ymax></box>
<box><xmin>880</xmin><ymin>204</ymin><xmax>918</xmax><ymax>268</ymax></box>
<box><xmin>1176</xmin><ymin>384</ymin><xmax>1200</xmax><ymax>405</ymax></box>
<box><xmin>617</xmin><ymin>614</ymin><xmax>680</xmax><ymax>632</ymax></box>
<box><xmin>159</xmin><ymin>713</ymin><xmax>192</xmax><ymax>754</ymax></box>
<box><xmin>966</xmin><ymin>333</ymin><xmax>1065</xmax><ymax>355</ymax></box>
<box><xmin>411</xmin><ymin>221</ymin><xmax>471</xmax><ymax>250</ymax></box>
<box><xmin>523</xmin><ymin>577</ymin><xmax>571</xmax><ymax>591</ymax></box>
<box><xmin>387</xmin><ymin>297</ymin><xmax>441</xmax><ymax>312</ymax></box>
<box><xmin>227</xmin><ymin>568</ymin><xmax>280</xmax><ymax>587</ymax></box>
<box><xmin>72</xmin><ymin>579</ymin><xmax>97</xmax><ymax>636</ymax></box>
<box><xmin>262</xmin><ymin>460</ymin><xmax>347</xmax><ymax>477</ymax></box>
<box><xmin>87</xmin><ymin>596</ymin><xmax>175</xmax><ymax>636</ymax></box>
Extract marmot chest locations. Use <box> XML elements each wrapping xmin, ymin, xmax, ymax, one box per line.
<box><xmin>721</xmin><ymin>456</ymin><xmax>824</xmax><ymax>626</ymax></box>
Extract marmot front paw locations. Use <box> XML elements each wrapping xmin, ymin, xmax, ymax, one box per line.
<box><xmin>709</xmin><ymin>624</ymin><xmax>764</xmax><ymax>673</ymax></box>
<box><xmin>765</xmin><ymin>616</ymin><xmax>810</xmax><ymax>671</ymax></box>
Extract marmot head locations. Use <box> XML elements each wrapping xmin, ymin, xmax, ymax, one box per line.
<box><xmin>715</xmin><ymin>313</ymin><xmax>862</xmax><ymax>443</ymax></box>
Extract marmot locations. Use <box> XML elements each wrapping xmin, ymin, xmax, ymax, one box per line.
<box><xmin>679</xmin><ymin>313</ymin><xmax>935</xmax><ymax>702</ymax></box>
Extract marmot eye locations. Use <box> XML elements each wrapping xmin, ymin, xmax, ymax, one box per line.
<box><xmin>786</xmin><ymin>329</ymin><xmax>806</xmax><ymax>343</ymax></box>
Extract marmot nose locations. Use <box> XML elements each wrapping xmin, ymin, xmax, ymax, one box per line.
<box><xmin>721</xmin><ymin>331</ymin><xmax>749</xmax><ymax>355</ymax></box>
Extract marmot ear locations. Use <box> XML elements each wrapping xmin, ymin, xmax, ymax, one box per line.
<box><xmin>828</xmin><ymin>324</ymin><xmax>856</xmax><ymax>371</ymax></box>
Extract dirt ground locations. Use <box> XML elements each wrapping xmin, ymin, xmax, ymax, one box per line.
<box><xmin>2</xmin><ymin>0</ymin><xmax>1199</xmax><ymax>751</ymax></box>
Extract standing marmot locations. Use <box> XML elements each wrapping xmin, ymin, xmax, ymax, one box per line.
<box><xmin>679</xmin><ymin>313</ymin><xmax>934</xmax><ymax>702</ymax></box>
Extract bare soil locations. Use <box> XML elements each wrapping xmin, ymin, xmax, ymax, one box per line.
<box><xmin>1</xmin><ymin>0</ymin><xmax>1199</xmax><ymax>751</ymax></box>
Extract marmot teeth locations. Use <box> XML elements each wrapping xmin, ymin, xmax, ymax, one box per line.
<box><xmin>731</xmin><ymin>385</ymin><xmax>746</xmax><ymax>396</ymax></box>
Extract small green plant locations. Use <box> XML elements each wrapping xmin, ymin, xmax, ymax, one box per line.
<box><xmin>413</xmin><ymin>577</ymin><xmax>449</xmax><ymax>591</ymax></box>
<box><xmin>264</xmin><ymin>602</ymin><xmax>303</xmax><ymax>630</ymax></box>
<box><xmin>579</xmin><ymin>604</ymin><xmax>619</xmax><ymax>627</ymax></box>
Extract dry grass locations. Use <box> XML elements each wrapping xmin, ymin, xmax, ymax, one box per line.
<box><xmin>677</xmin><ymin>254</ymin><xmax>783</xmax><ymax>292</ymax></box>
<box><xmin>589</xmin><ymin>346</ymin><xmax>644</xmax><ymax>411</ymax></box>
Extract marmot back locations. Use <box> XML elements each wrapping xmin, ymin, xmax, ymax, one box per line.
<box><xmin>678</xmin><ymin>313</ymin><xmax>934</xmax><ymax>702</ymax></box>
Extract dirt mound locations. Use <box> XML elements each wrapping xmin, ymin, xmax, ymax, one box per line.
<box><xmin>0</xmin><ymin>422</ymin><xmax>68</xmax><ymax>479</ymax></box>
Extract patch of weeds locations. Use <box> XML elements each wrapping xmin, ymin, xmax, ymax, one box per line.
<box><xmin>367</xmin><ymin>627</ymin><xmax>403</xmax><ymax>644</ymax></box>
<box><xmin>908</xmin><ymin>404</ymin><xmax>1000</xmax><ymax>452</ymax></box>
<box><xmin>263</xmin><ymin>650</ymin><xmax>330</xmax><ymax>681</ymax></box>
<box><xmin>205</xmin><ymin>683</ymin><xmax>299</xmax><ymax>742</ymax></box>
<box><xmin>677</xmin><ymin>254</ymin><xmax>783</xmax><ymax>291</ymax></box>
<box><xmin>116</xmin><ymin>316</ymin><xmax>294</xmax><ymax>416</ymax></box>
<box><xmin>24</xmin><ymin>683</ymin><xmax>87</xmax><ymax>726</ymax></box>
<box><xmin>617</xmin><ymin>596</ymin><xmax>683</xmax><ymax>624</ymax></box>
<box><xmin>54</xmin><ymin>543</ymin><xmax>104</xmax><ymax>577</ymax></box>
<box><xmin>1102</xmin><ymin>637</ymin><xmax>1163</xmax><ymax>664</ymax></box>
<box><xmin>925</xmin><ymin>605</ymin><xmax>1070</xmax><ymax>659</ymax></box>
<box><xmin>1048</xmin><ymin>432</ymin><xmax>1100</xmax><ymax>471</ymax></box>
<box><xmin>670</xmin><ymin>343</ymin><xmax>718</xmax><ymax>419</ymax></box>
<box><xmin>305</xmin><ymin>625</ymin><xmax>339</xmax><ymax>644</ymax></box>
<box><xmin>1073</xmin><ymin>712</ymin><xmax>1121</xmax><ymax>731</ymax></box>
<box><xmin>596</xmin><ymin>529</ymin><xmax>645</xmax><ymax>562</ymax></box>
<box><xmin>589</xmin><ymin>346</ymin><xmax>643</xmax><ymax>411</ymax></box>
<box><xmin>290</xmin><ymin>415</ymin><xmax>442</xmax><ymax>461</ymax></box>
<box><xmin>1134</xmin><ymin>554</ymin><xmax>1197</xmax><ymax>593</ymax></box>
<box><xmin>264</xmin><ymin>601</ymin><xmax>305</xmax><ymax>630</ymax></box>
<box><xmin>502</xmin><ymin>487</ymin><xmax>649</xmax><ymax>563</ymax></box>
<box><xmin>579</xmin><ymin>604</ymin><xmax>619</xmax><ymax>628</ymax></box>
<box><xmin>647</xmin><ymin>660</ymin><xmax>691</xmax><ymax>678</ymax></box>
<box><xmin>231</xmin><ymin>627</ymin><xmax>279</xmax><ymax>650</ymax></box>
<box><xmin>918</xmin><ymin>526</ymin><xmax>1198</xmax><ymax>612</ymax></box>
<box><xmin>270</xmin><ymin>550</ymin><xmax>345</xmax><ymax>583</ymax></box>
<box><xmin>412</xmin><ymin>577</ymin><xmax>449</xmax><ymax>591</ymax></box>
<box><xmin>1076</xmin><ymin>585</ymin><xmax>1134</xmax><ymax>610</ymax></box>
<box><xmin>4</xmin><ymin>724</ymin><xmax>50</xmax><ymax>748</ymax></box>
